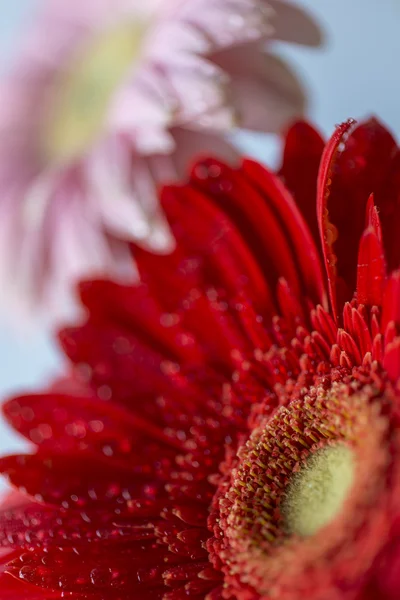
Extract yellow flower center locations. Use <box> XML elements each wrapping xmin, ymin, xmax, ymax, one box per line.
<box><xmin>282</xmin><ymin>445</ymin><xmax>355</xmax><ymax>537</ymax></box>
<box><xmin>41</xmin><ymin>22</ymin><xmax>147</xmax><ymax>164</ymax></box>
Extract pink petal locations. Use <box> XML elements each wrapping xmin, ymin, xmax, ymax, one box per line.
<box><xmin>169</xmin><ymin>128</ymin><xmax>240</xmax><ymax>179</ymax></box>
<box><xmin>214</xmin><ymin>45</ymin><xmax>306</xmax><ymax>133</ymax></box>
<box><xmin>269</xmin><ymin>0</ymin><xmax>323</xmax><ymax>46</ymax></box>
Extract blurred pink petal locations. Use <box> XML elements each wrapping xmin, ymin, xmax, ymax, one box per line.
<box><xmin>269</xmin><ymin>0</ymin><xmax>323</xmax><ymax>45</ymax></box>
<box><xmin>0</xmin><ymin>0</ymin><xmax>322</xmax><ymax>320</ymax></box>
<box><xmin>214</xmin><ymin>44</ymin><xmax>307</xmax><ymax>133</ymax></box>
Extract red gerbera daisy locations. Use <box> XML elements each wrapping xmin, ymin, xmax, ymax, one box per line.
<box><xmin>1</xmin><ymin>117</ymin><xmax>400</xmax><ymax>599</ymax></box>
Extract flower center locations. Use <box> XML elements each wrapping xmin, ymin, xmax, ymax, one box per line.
<box><xmin>281</xmin><ymin>445</ymin><xmax>355</xmax><ymax>537</ymax></box>
<box><xmin>214</xmin><ymin>380</ymin><xmax>391</xmax><ymax>598</ymax></box>
<box><xmin>41</xmin><ymin>22</ymin><xmax>147</xmax><ymax>164</ymax></box>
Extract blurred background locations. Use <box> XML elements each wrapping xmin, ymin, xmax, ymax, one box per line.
<box><xmin>0</xmin><ymin>0</ymin><xmax>398</xmax><ymax>465</ymax></box>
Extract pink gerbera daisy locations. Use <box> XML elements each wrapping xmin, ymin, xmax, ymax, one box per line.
<box><xmin>0</xmin><ymin>0</ymin><xmax>321</xmax><ymax>319</ymax></box>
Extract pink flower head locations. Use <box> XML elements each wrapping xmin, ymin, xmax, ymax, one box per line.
<box><xmin>0</xmin><ymin>0</ymin><xmax>321</xmax><ymax>319</ymax></box>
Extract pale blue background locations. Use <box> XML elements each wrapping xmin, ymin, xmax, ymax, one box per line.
<box><xmin>0</xmin><ymin>0</ymin><xmax>400</xmax><ymax>466</ymax></box>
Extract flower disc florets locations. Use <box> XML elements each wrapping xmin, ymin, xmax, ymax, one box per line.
<box><xmin>213</xmin><ymin>374</ymin><xmax>399</xmax><ymax>599</ymax></box>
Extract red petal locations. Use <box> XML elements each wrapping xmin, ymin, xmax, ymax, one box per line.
<box><xmin>0</xmin><ymin>452</ymin><xmax>164</xmax><ymax>509</ymax></box>
<box><xmin>59</xmin><ymin>322</ymin><xmax>172</xmax><ymax>403</ymax></box>
<box><xmin>383</xmin><ymin>338</ymin><xmax>400</xmax><ymax>382</ymax></box>
<box><xmin>163</xmin><ymin>562</ymin><xmax>209</xmax><ymax>584</ymax></box>
<box><xmin>351</xmin><ymin>307</ymin><xmax>373</xmax><ymax>358</ymax></box>
<box><xmin>0</xmin><ymin>500</ymin><xmax>160</xmax><ymax>550</ymax></box>
<box><xmin>375</xmin><ymin>149</ymin><xmax>400</xmax><ymax>271</ymax></box>
<box><xmin>162</xmin><ymin>175</ymin><xmax>276</xmax><ymax>315</ymax></box>
<box><xmin>0</xmin><ymin>573</ymin><xmax>61</xmax><ymax>599</ymax></box>
<box><xmin>6</xmin><ymin>546</ymin><xmax>170</xmax><ymax>596</ymax></box>
<box><xmin>132</xmin><ymin>180</ymin><xmax>279</xmax><ymax>365</ymax></box>
<box><xmin>382</xmin><ymin>270</ymin><xmax>400</xmax><ymax>332</ymax></box>
<box><xmin>317</xmin><ymin>119</ymin><xmax>356</xmax><ymax>320</ymax></box>
<box><xmin>337</xmin><ymin>329</ymin><xmax>362</xmax><ymax>365</ymax></box>
<box><xmin>276</xmin><ymin>278</ymin><xmax>305</xmax><ymax>327</ymax></box>
<box><xmin>366</xmin><ymin>194</ymin><xmax>383</xmax><ymax>241</ymax></box>
<box><xmin>190</xmin><ymin>159</ymin><xmax>305</xmax><ymax>300</ymax></box>
<box><xmin>78</xmin><ymin>280</ymin><xmax>205</xmax><ymax>366</ymax></box>
<box><xmin>243</xmin><ymin>158</ymin><xmax>326</xmax><ymax>307</ymax></box>
<box><xmin>280</xmin><ymin>120</ymin><xmax>325</xmax><ymax>248</ymax></box>
<box><xmin>318</xmin><ymin>118</ymin><xmax>396</xmax><ymax>320</ymax></box>
<box><xmin>3</xmin><ymin>393</ymin><xmax>181</xmax><ymax>456</ymax></box>
<box><xmin>356</xmin><ymin>227</ymin><xmax>386</xmax><ymax>306</ymax></box>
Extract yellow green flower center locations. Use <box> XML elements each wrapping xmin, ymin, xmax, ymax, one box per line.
<box><xmin>281</xmin><ymin>444</ymin><xmax>355</xmax><ymax>537</ymax></box>
<box><xmin>216</xmin><ymin>380</ymin><xmax>391</xmax><ymax>599</ymax></box>
<box><xmin>41</xmin><ymin>22</ymin><xmax>147</xmax><ymax>164</ymax></box>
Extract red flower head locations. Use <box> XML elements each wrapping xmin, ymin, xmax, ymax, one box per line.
<box><xmin>1</xmin><ymin>118</ymin><xmax>400</xmax><ymax>599</ymax></box>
